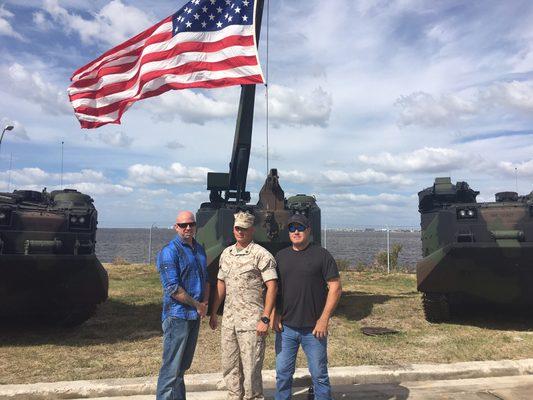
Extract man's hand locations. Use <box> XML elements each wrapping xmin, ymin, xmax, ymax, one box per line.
<box><xmin>312</xmin><ymin>317</ymin><xmax>329</xmax><ymax>338</ymax></box>
<box><xmin>209</xmin><ymin>313</ymin><xmax>218</xmax><ymax>330</ymax></box>
<box><xmin>196</xmin><ymin>301</ymin><xmax>208</xmax><ymax>318</ymax></box>
<box><xmin>174</xmin><ymin>287</ymin><xmax>208</xmax><ymax>318</ymax></box>
<box><xmin>256</xmin><ymin>320</ymin><xmax>269</xmax><ymax>336</ymax></box>
<box><xmin>271</xmin><ymin>313</ymin><xmax>283</xmax><ymax>332</ymax></box>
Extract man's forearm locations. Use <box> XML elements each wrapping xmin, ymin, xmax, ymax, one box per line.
<box><xmin>319</xmin><ymin>280</ymin><xmax>342</xmax><ymax>321</ymax></box>
<box><xmin>172</xmin><ymin>286</ymin><xmax>201</xmax><ymax>308</ymax></box>
<box><xmin>211</xmin><ymin>280</ymin><xmax>226</xmax><ymax>313</ymax></box>
<box><xmin>262</xmin><ymin>280</ymin><xmax>277</xmax><ymax>318</ymax></box>
<box><xmin>203</xmin><ymin>282</ymin><xmax>210</xmax><ymax>303</ymax></box>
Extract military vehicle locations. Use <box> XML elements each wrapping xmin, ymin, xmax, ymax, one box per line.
<box><xmin>417</xmin><ymin>177</ymin><xmax>533</xmax><ymax>322</ymax></box>
<box><xmin>195</xmin><ymin>0</ymin><xmax>321</xmax><ymax>309</ymax></box>
<box><xmin>0</xmin><ymin>188</ymin><xmax>108</xmax><ymax>326</ymax></box>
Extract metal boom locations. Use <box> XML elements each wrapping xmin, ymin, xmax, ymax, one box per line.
<box><xmin>206</xmin><ymin>0</ymin><xmax>265</xmax><ymax>205</ymax></box>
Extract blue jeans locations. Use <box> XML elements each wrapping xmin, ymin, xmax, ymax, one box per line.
<box><xmin>156</xmin><ymin>317</ymin><xmax>200</xmax><ymax>400</ymax></box>
<box><xmin>275</xmin><ymin>325</ymin><xmax>331</xmax><ymax>400</ymax></box>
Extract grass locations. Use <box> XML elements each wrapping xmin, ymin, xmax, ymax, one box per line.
<box><xmin>1</xmin><ymin>265</ymin><xmax>533</xmax><ymax>384</ymax></box>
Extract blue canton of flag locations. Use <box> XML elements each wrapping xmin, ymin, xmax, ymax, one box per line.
<box><xmin>172</xmin><ymin>0</ymin><xmax>254</xmax><ymax>35</ymax></box>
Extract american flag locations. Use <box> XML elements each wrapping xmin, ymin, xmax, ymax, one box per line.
<box><xmin>68</xmin><ymin>0</ymin><xmax>263</xmax><ymax>129</ymax></box>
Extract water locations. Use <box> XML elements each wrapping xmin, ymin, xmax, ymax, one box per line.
<box><xmin>324</xmin><ymin>230</ymin><xmax>421</xmax><ymax>269</ymax></box>
<box><xmin>96</xmin><ymin>228</ymin><xmax>176</xmax><ymax>265</ymax></box>
<box><xmin>95</xmin><ymin>229</ymin><xmax>422</xmax><ymax>270</ymax></box>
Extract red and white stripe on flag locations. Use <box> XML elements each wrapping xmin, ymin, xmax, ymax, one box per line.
<box><xmin>68</xmin><ymin>1</ymin><xmax>264</xmax><ymax>129</ymax></box>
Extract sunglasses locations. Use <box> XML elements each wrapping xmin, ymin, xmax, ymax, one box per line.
<box><xmin>176</xmin><ymin>222</ymin><xmax>196</xmax><ymax>229</ymax></box>
<box><xmin>288</xmin><ymin>224</ymin><xmax>307</xmax><ymax>233</ymax></box>
<box><xmin>234</xmin><ymin>226</ymin><xmax>249</xmax><ymax>232</ymax></box>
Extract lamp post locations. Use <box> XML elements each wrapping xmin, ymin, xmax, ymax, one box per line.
<box><xmin>0</xmin><ymin>125</ymin><xmax>14</xmax><ymax>154</ymax></box>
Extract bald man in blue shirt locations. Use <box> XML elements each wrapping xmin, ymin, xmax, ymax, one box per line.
<box><xmin>156</xmin><ymin>210</ymin><xmax>209</xmax><ymax>400</ymax></box>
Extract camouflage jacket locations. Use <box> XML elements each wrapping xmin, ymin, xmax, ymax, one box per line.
<box><xmin>218</xmin><ymin>242</ymin><xmax>278</xmax><ymax>330</ymax></box>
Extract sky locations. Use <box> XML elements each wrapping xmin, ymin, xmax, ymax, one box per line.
<box><xmin>1</xmin><ymin>0</ymin><xmax>533</xmax><ymax>228</ymax></box>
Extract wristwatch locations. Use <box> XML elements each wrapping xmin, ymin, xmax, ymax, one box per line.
<box><xmin>260</xmin><ymin>316</ymin><xmax>270</xmax><ymax>324</ymax></box>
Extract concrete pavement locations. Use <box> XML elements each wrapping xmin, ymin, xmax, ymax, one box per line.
<box><xmin>1</xmin><ymin>359</ymin><xmax>533</xmax><ymax>399</ymax></box>
<box><xmin>70</xmin><ymin>375</ymin><xmax>533</xmax><ymax>399</ymax></box>
<box><xmin>70</xmin><ymin>375</ymin><xmax>533</xmax><ymax>400</ymax></box>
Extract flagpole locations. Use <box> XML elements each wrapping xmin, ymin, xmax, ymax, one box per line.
<box><xmin>265</xmin><ymin>0</ymin><xmax>270</xmax><ymax>175</ymax></box>
<box><xmin>60</xmin><ymin>141</ymin><xmax>64</xmax><ymax>189</ymax></box>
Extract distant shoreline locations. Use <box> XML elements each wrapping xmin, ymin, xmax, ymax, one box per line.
<box><xmin>95</xmin><ymin>229</ymin><xmax>422</xmax><ymax>269</ymax></box>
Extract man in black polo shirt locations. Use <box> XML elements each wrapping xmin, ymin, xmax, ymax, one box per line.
<box><xmin>272</xmin><ymin>214</ymin><xmax>342</xmax><ymax>400</ymax></box>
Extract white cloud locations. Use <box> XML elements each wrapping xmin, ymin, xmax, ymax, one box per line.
<box><xmin>62</xmin><ymin>169</ymin><xmax>107</xmax><ymax>183</ymax></box>
<box><xmin>145</xmin><ymin>84</ymin><xmax>332</xmax><ymax>128</ymax></box>
<box><xmin>324</xmin><ymin>160</ymin><xmax>347</xmax><ymax>167</ymax></box>
<box><xmin>510</xmin><ymin>46</ymin><xmax>533</xmax><ymax>74</ymax></box>
<box><xmin>98</xmin><ymin>131</ymin><xmax>133</xmax><ymax>148</ymax></box>
<box><xmin>247</xmin><ymin>168</ymin><xmax>266</xmax><ymax>183</ymax></box>
<box><xmin>320</xmin><ymin>169</ymin><xmax>413</xmax><ymax>187</ymax></box>
<box><xmin>396</xmin><ymin>80</ymin><xmax>533</xmax><ymax>128</ymax></box>
<box><xmin>126</xmin><ymin>163</ymin><xmax>210</xmax><ymax>186</ymax></box>
<box><xmin>358</xmin><ymin>147</ymin><xmax>476</xmax><ymax>173</ymax></box>
<box><xmin>42</xmin><ymin>0</ymin><xmax>154</xmax><ymax>48</ymax></box>
<box><xmin>498</xmin><ymin>159</ymin><xmax>533</xmax><ymax>178</ymax></box>
<box><xmin>0</xmin><ymin>167</ymin><xmax>132</xmax><ymax>196</ymax></box>
<box><xmin>260</xmin><ymin>85</ymin><xmax>332</xmax><ymax>128</ymax></box>
<box><xmin>32</xmin><ymin>11</ymin><xmax>53</xmax><ymax>30</ymax></box>
<box><xmin>138</xmin><ymin>188</ymin><xmax>172</xmax><ymax>197</ymax></box>
<box><xmin>255</xmin><ymin>167</ymin><xmax>412</xmax><ymax>188</ymax></box>
<box><xmin>0</xmin><ymin>167</ymin><xmax>106</xmax><ymax>186</ymax></box>
<box><xmin>3</xmin><ymin>167</ymin><xmax>48</xmax><ymax>186</ymax></box>
<box><xmin>248</xmin><ymin>168</ymin><xmax>309</xmax><ymax>184</ymax></box>
<box><xmin>145</xmin><ymin>90</ymin><xmax>237</xmax><ymax>125</ymax></box>
<box><xmin>166</xmin><ymin>140</ymin><xmax>185</xmax><ymax>150</ymax></box>
<box><xmin>279</xmin><ymin>169</ymin><xmax>309</xmax><ymax>184</ymax></box>
<box><xmin>0</xmin><ymin>63</ymin><xmax>71</xmax><ymax>115</ymax></box>
<box><xmin>482</xmin><ymin>80</ymin><xmax>533</xmax><ymax>114</ymax></box>
<box><xmin>180</xmin><ymin>191</ymin><xmax>207</xmax><ymax>202</ymax></box>
<box><xmin>0</xmin><ymin>5</ymin><xmax>24</xmax><ymax>40</ymax></box>
<box><xmin>316</xmin><ymin>192</ymin><xmax>419</xmax><ymax>223</ymax></box>
<box><xmin>395</xmin><ymin>91</ymin><xmax>477</xmax><ymax>127</ymax></box>
<box><xmin>72</xmin><ymin>182</ymin><xmax>133</xmax><ymax>196</ymax></box>
<box><xmin>252</xmin><ymin>145</ymin><xmax>284</xmax><ymax>161</ymax></box>
<box><xmin>319</xmin><ymin>192</ymin><xmax>415</xmax><ymax>207</ymax></box>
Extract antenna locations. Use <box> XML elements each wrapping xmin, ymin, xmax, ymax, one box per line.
<box><xmin>323</xmin><ymin>215</ymin><xmax>327</xmax><ymax>249</ymax></box>
<box><xmin>7</xmin><ymin>153</ymin><xmax>12</xmax><ymax>191</ymax></box>
<box><xmin>515</xmin><ymin>167</ymin><xmax>518</xmax><ymax>192</ymax></box>
<box><xmin>60</xmin><ymin>141</ymin><xmax>64</xmax><ymax>189</ymax></box>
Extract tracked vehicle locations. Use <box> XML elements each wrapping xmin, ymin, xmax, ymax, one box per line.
<box><xmin>417</xmin><ymin>177</ymin><xmax>533</xmax><ymax>322</ymax></box>
<box><xmin>195</xmin><ymin>0</ymin><xmax>321</xmax><ymax>309</ymax></box>
<box><xmin>0</xmin><ymin>188</ymin><xmax>108</xmax><ymax>326</ymax></box>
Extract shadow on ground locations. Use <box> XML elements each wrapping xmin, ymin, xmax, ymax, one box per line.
<box><xmin>450</xmin><ymin>304</ymin><xmax>533</xmax><ymax>331</ymax></box>
<box><xmin>335</xmin><ymin>291</ymin><xmax>400</xmax><ymax>321</ymax></box>
<box><xmin>265</xmin><ymin>383</ymin><xmax>410</xmax><ymax>399</ymax></box>
<box><xmin>0</xmin><ymin>299</ymin><xmax>162</xmax><ymax>346</ymax></box>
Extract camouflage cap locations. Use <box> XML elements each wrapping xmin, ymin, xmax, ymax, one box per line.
<box><xmin>288</xmin><ymin>213</ymin><xmax>309</xmax><ymax>228</ymax></box>
<box><xmin>234</xmin><ymin>211</ymin><xmax>255</xmax><ymax>228</ymax></box>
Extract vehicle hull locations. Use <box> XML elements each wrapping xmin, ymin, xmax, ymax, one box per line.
<box><xmin>0</xmin><ymin>254</ymin><xmax>108</xmax><ymax>315</ymax></box>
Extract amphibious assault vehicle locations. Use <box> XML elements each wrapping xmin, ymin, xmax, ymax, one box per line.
<box><xmin>197</xmin><ymin>168</ymin><xmax>321</xmax><ymax>305</ymax></box>
<box><xmin>0</xmin><ymin>188</ymin><xmax>108</xmax><ymax>326</ymax></box>
<box><xmin>417</xmin><ymin>177</ymin><xmax>533</xmax><ymax>322</ymax></box>
<box><xmin>195</xmin><ymin>0</ymin><xmax>321</xmax><ymax>310</ymax></box>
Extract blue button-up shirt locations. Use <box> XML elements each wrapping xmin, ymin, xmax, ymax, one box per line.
<box><xmin>156</xmin><ymin>235</ymin><xmax>208</xmax><ymax>321</ymax></box>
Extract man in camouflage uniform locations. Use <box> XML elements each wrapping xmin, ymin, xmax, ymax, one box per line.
<box><xmin>210</xmin><ymin>211</ymin><xmax>278</xmax><ymax>400</ymax></box>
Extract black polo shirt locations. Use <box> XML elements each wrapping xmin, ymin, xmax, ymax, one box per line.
<box><xmin>275</xmin><ymin>244</ymin><xmax>339</xmax><ymax>328</ymax></box>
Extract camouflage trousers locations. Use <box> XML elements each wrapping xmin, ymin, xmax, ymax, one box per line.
<box><xmin>221</xmin><ymin>326</ymin><xmax>266</xmax><ymax>400</ymax></box>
